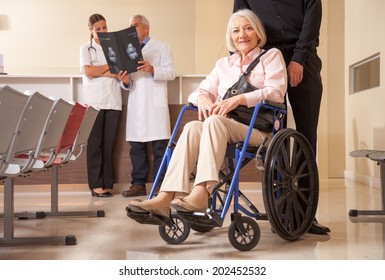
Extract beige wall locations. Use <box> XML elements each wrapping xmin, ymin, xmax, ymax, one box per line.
<box><xmin>0</xmin><ymin>0</ymin><xmax>349</xmax><ymax>180</ymax></box>
<box><xmin>195</xmin><ymin>0</ymin><xmax>233</xmax><ymax>73</ymax></box>
<box><xmin>344</xmin><ymin>0</ymin><xmax>385</xmax><ymax>187</ymax></box>
<box><xmin>0</xmin><ymin>0</ymin><xmax>233</xmax><ymax>75</ymax></box>
<box><xmin>325</xmin><ymin>0</ymin><xmax>345</xmax><ymax>178</ymax></box>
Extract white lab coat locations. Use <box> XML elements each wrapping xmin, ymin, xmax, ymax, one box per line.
<box><xmin>79</xmin><ymin>40</ymin><xmax>122</xmax><ymax>110</ymax></box>
<box><xmin>126</xmin><ymin>38</ymin><xmax>176</xmax><ymax>142</ymax></box>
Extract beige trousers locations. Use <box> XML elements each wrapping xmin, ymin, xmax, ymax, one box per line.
<box><xmin>160</xmin><ymin>115</ymin><xmax>269</xmax><ymax>194</ymax></box>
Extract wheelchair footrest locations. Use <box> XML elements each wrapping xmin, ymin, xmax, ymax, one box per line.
<box><xmin>126</xmin><ymin>207</ymin><xmax>170</xmax><ymax>226</ymax></box>
<box><xmin>176</xmin><ymin>209</ymin><xmax>223</xmax><ymax>228</ymax></box>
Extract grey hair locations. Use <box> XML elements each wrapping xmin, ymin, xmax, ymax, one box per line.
<box><xmin>129</xmin><ymin>14</ymin><xmax>150</xmax><ymax>26</ymax></box>
<box><xmin>225</xmin><ymin>9</ymin><xmax>266</xmax><ymax>53</ymax></box>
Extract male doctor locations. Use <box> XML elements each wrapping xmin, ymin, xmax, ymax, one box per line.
<box><xmin>118</xmin><ymin>14</ymin><xmax>176</xmax><ymax>197</ymax></box>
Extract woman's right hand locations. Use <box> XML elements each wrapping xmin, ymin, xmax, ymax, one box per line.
<box><xmin>196</xmin><ymin>94</ymin><xmax>214</xmax><ymax>121</ymax></box>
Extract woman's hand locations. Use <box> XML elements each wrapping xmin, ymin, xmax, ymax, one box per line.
<box><xmin>210</xmin><ymin>95</ymin><xmax>245</xmax><ymax>116</ymax></box>
<box><xmin>103</xmin><ymin>71</ymin><xmax>118</xmax><ymax>78</ymax></box>
<box><xmin>197</xmin><ymin>94</ymin><xmax>246</xmax><ymax>121</ymax></box>
<box><xmin>82</xmin><ymin>64</ymin><xmax>110</xmax><ymax>77</ymax></box>
<box><xmin>196</xmin><ymin>95</ymin><xmax>214</xmax><ymax>121</ymax></box>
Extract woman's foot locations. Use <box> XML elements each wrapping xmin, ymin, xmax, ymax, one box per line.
<box><xmin>170</xmin><ymin>185</ymin><xmax>208</xmax><ymax>212</ymax></box>
<box><xmin>170</xmin><ymin>198</ymin><xmax>207</xmax><ymax>213</ymax></box>
<box><xmin>127</xmin><ymin>192</ymin><xmax>174</xmax><ymax>217</ymax></box>
<box><xmin>91</xmin><ymin>187</ymin><xmax>113</xmax><ymax>197</ymax></box>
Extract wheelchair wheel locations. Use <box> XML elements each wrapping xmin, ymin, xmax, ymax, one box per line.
<box><xmin>228</xmin><ymin>216</ymin><xmax>260</xmax><ymax>251</ymax></box>
<box><xmin>158</xmin><ymin>212</ymin><xmax>190</xmax><ymax>245</ymax></box>
<box><xmin>262</xmin><ymin>128</ymin><xmax>319</xmax><ymax>241</ymax></box>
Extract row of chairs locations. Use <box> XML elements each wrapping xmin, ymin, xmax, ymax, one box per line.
<box><xmin>0</xmin><ymin>85</ymin><xmax>101</xmax><ymax>246</ymax></box>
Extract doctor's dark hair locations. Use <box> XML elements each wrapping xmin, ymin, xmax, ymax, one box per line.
<box><xmin>88</xmin><ymin>13</ymin><xmax>106</xmax><ymax>41</ymax></box>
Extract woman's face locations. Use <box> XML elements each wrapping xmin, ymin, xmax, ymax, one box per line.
<box><xmin>90</xmin><ymin>20</ymin><xmax>107</xmax><ymax>40</ymax></box>
<box><xmin>231</xmin><ymin>16</ymin><xmax>259</xmax><ymax>56</ymax></box>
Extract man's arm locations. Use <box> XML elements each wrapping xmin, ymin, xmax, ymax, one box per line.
<box><xmin>291</xmin><ymin>0</ymin><xmax>322</xmax><ymax>65</ymax></box>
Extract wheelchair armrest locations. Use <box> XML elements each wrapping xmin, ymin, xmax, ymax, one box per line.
<box><xmin>187</xmin><ymin>101</ymin><xmax>285</xmax><ymax>111</ymax></box>
<box><xmin>186</xmin><ymin>103</ymin><xmax>198</xmax><ymax>111</ymax></box>
<box><xmin>260</xmin><ymin>99</ymin><xmax>286</xmax><ymax>110</ymax></box>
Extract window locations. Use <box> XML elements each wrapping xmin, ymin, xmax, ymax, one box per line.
<box><xmin>350</xmin><ymin>53</ymin><xmax>380</xmax><ymax>94</ymax></box>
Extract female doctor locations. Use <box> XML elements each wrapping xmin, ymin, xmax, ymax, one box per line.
<box><xmin>79</xmin><ymin>13</ymin><xmax>122</xmax><ymax>197</ymax></box>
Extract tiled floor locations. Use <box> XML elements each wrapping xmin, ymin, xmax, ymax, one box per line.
<box><xmin>0</xmin><ymin>179</ymin><xmax>384</xmax><ymax>260</ymax></box>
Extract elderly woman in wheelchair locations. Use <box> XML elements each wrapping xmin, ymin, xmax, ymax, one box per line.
<box><xmin>127</xmin><ymin>9</ymin><xmax>319</xmax><ymax>251</ymax></box>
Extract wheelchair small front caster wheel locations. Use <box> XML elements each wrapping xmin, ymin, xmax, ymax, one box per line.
<box><xmin>228</xmin><ymin>216</ymin><xmax>260</xmax><ymax>251</ymax></box>
<box><xmin>158</xmin><ymin>212</ymin><xmax>190</xmax><ymax>245</ymax></box>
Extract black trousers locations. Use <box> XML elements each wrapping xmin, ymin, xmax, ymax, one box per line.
<box><xmin>129</xmin><ymin>139</ymin><xmax>168</xmax><ymax>187</ymax></box>
<box><xmin>87</xmin><ymin>109</ymin><xmax>121</xmax><ymax>190</ymax></box>
<box><xmin>284</xmin><ymin>52</ymin><xmax>323</xmax><ymax>156</ymax></box>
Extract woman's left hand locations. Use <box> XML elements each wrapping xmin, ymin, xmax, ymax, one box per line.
<box><xmin>210</xmin><ymin>95</ymin><xmax>245</xmax><ymax>116</ymax></box>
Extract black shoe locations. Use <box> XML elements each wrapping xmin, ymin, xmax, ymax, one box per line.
<box><xmin>91</xmin><ymin>189</ymin><xmax>113</xmax><ymax>197</ymax></box>
<box><xmin>308</xmin><ymin>220</ymin><xmax>330</xmax><ymax>235</ymax></box>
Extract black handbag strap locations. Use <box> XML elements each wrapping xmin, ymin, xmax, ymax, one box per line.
<box><xmin>242</xmin><ymin>49</ymin><xmax>268</xmax><ymax>76</ymax></box>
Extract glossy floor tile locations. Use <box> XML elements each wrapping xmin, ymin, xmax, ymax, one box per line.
<box><xmin>0</xmin><ymin>179</ymin><xmax>384</xmax><ymax>260</ymax></box>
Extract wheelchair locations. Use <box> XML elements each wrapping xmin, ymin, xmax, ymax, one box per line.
<box><xmin>126</xmin><ymin>100</ymin><xmax>319</xmax><ymax>251</ymax></box>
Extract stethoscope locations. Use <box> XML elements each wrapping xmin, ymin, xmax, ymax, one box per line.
<box><xmin>88</xmin><ymin>40</ymin><xmax>98</xmax><ymax>65</ymax></box>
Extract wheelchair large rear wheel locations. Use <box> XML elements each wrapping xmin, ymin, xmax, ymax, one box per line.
<box><xmin>262</xmin><ymin>128</ymin><xmax>319</xmax><ymax>241</ymax></box>
<box><xmin>158</xmin><ymin>212</ymin><xmax>190</xmax><ymax>245</ymax></box>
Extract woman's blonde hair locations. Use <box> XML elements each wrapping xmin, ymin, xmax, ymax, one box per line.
<box><xmin>225</xmin><ymin>9</ymin><xmax>266</xmax><ymax>53</ymax></box>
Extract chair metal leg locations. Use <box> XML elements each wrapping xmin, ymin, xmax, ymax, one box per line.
<box><xmin>43</xmin><ymin>165</ymin><xmax>105</xmax><ymax>218</ymax></box>
<box><xmin>0</xmin><ymin>177</ymin><xmax>77</xmax><ymax>246</ymax></box>
<box><xmin>3</xmin><ymin>165</ymin><xmax>105</xmax><ymax>220</ymax></box>
<box><xmin>349</xmin><ymin>161</ymin><xmax>385</xmax><ymax>218</ymax></box>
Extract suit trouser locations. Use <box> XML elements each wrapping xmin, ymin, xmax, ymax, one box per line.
<box><xmin>87</xmin><ymin>109</ymin><xmax>121</xmax><ymax>189</ymax></box>
<box><xmin>160</xmin><ymin>115</ymin><xmax>269</xmax><ymax>194</ymax></box>
<box><xmin>285</xmin><ymin>52</ymin><xmax>323</xmax><ymax>156</ymax></box>
<box><xmin>129</xmin><ymin>140</ymin><xmax>168</xmax><ymax>186</ymax></box>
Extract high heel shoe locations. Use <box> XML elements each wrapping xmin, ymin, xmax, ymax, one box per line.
<box><xmin>91</xmin><ymin>189</ymin><xmax>113</xmax><ymax>197</ymax></box>
<box><xmin>128</xmin><ymin>199</ymin><xmax>170</xmax><ymax>217</ymax></box>
<box><xmin>170</xmin><ymin>198</ymin><xmax>207</xmax><ymax>213</ymax></box>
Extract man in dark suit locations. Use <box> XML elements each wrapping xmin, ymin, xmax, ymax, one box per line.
<box><xmin>233</xmin><ymin>0</ymin><xmax>330</xmax><ymax>234</ymax></box>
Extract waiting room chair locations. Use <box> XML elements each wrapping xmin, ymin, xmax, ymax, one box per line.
<box><xmin>0</xmin><ymin>86</ymin><xmax>77</xmax><ymax>245</ymax></box>
<box><xmin>349</xmin><ymin>150</ymin><xmax>385</xmax><ymax>219</ymax></box>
